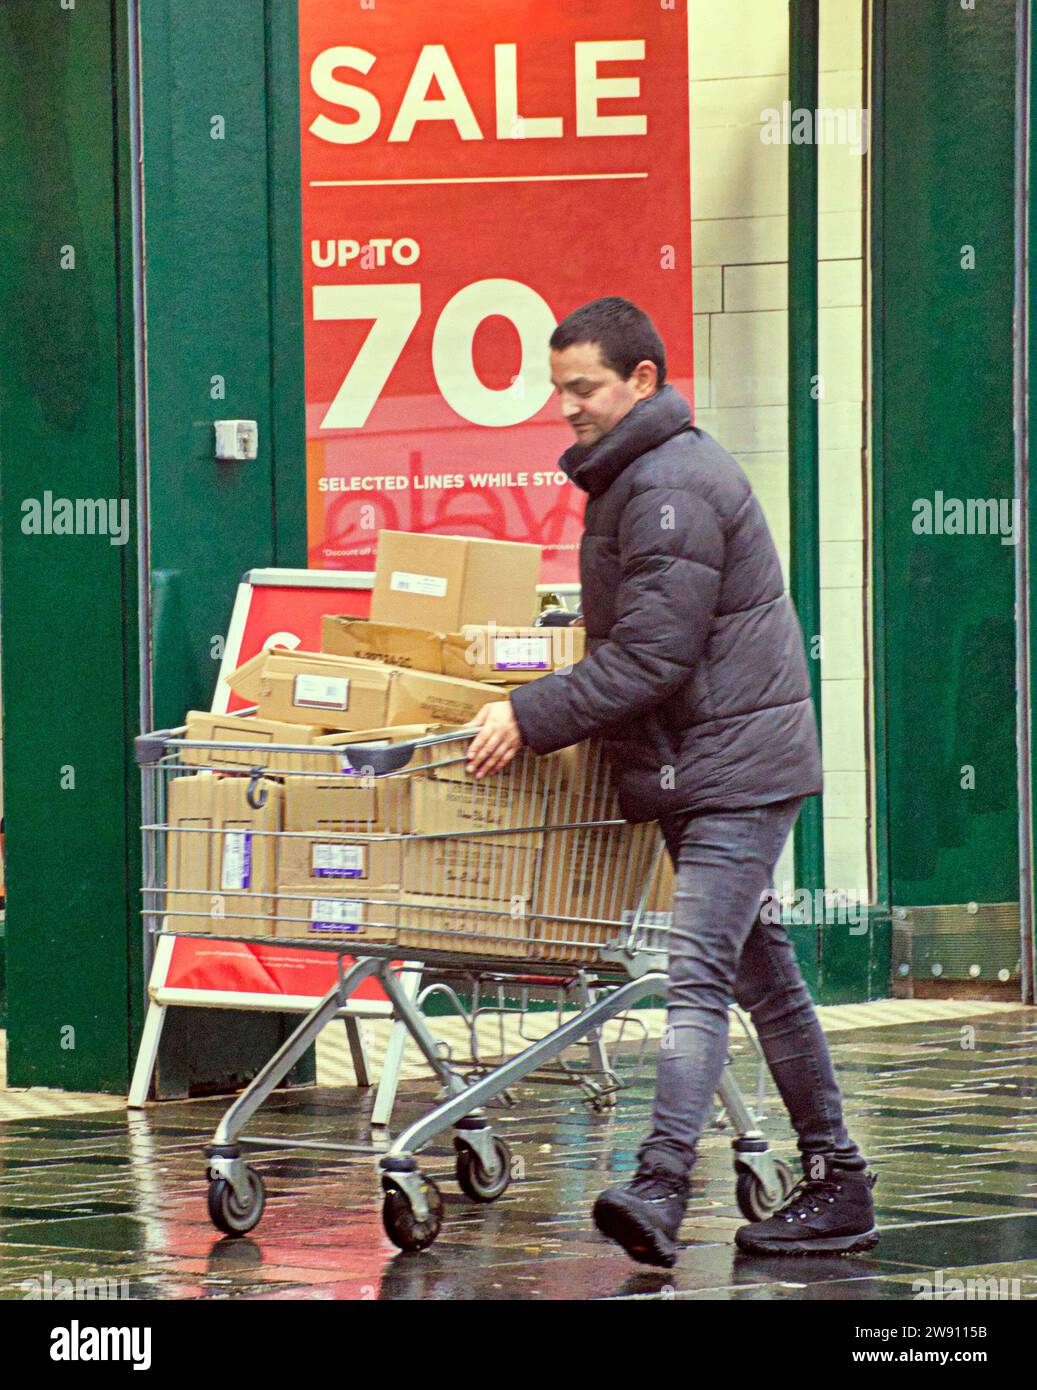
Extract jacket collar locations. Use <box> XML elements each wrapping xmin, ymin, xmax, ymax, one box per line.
<box><xmin>559</xmin><ymin>384</ymin><xmax>693</xmax><ymax>497</ymax></box>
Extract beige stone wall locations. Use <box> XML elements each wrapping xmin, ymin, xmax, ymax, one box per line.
<box><xmin>689</xmin><ymin>0</ymin><xmax>869</xmax><ymax>899</ymax></box>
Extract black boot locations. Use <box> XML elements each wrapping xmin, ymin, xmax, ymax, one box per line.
<box><xmin>734</xmin><ymin>1154</ymin><xmax>879</xmax><ymax>1256</ymax></box>
<box><xmin>593</xmin><ymin>1150</ymin><xmax>691</xmax><ymax>1268</ymax></box>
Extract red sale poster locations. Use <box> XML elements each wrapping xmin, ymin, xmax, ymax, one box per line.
<box><xmin>298</xmin><ymin>0</ymin><xmax>693</xmax><ymax>582</ymax></box>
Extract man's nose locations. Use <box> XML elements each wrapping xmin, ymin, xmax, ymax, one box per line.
<box><xmin>561</xmin><ymin>398</ymin><xmax>582</xmax><ymax>420</ymax></box>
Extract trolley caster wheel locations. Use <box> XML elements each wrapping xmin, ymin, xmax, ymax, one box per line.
<box><xmin>735</xmin><ymin>1158</ymin><xmax>795</xmax><ymax>1222</ymax></box>
<box><xmin>591</xmin><ymin>1091</ymin><xmax>617</xmax><ymax>1113</ymax></box>
<box><xmin>207</xmin><ymin>1167</ymin><xmax>265</xmax><ymax>1236</ymax></box>
<box><xmin>381</xmin><ymin>1176</ymin><xmax>444</xmax><ymax>1252</ymax></box>
<box><xmin>455</xmin><ymin>1136</ymin><xmax>512</xmax><ymax>1203</ymax></box>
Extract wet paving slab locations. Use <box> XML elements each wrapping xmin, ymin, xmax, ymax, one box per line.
<box><xmin>0</xmin><ymin>1009</ymin><xmax>1035</xmax><ymax>1300</ymax></box>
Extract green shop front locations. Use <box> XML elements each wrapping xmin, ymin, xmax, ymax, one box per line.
<box><xmin>0</xmin><ymin>0</ymin><xmax>1032</xmax><ymax>1094</ymax></box>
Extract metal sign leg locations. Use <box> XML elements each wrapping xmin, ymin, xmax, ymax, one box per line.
<box><xmin>371</xmin><ymin>964</ymin><xmax>424</xmax><ymax>1129</ymax></box>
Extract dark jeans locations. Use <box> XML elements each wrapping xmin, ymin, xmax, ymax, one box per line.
<box><xmin>640</xmin><ymin>797</ymin><xmax>865</xmax><ymax>1172</ymax></box>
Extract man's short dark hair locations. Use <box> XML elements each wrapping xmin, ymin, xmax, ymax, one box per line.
<box><xmin>549</xmin><ymin>296</ymin><xmax>667</xmax><ymax>387</ymax></box>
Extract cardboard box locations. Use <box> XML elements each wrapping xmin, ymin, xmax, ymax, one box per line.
<box><xmin>321</xmin><ymin>616</ymin><xmax>445</xmax><ymax>672</ymax></box>
<box><xmin>165</xmin><ymin>773</ymin><xmax>282</xmax><ymax>937</ymax></box>
<box><xmin>371</xmin><ymin>530</ymin><xmax>541</xmax><ymax>630</ymax></box>
<box><xmin>410</xmin><ymin>767</ymin><xmax>545</xmax><ymax>847</ymax></box>
<box><xmin>388</xmin><ymin>666</ymin><xmax>510</xmax><ymax>727</ymax></box>
<box><xmin>228</xmin><ymin>647</ymin><xmax>507</xmax><ymax>733</ymax></box>
<box><xmin>251</xmin><ymin>651</ymin><xmax>399</xmax><ymax>732</ymax></box>
<box><xmin>530</xmin><ymin>820</ymin><xmax>660</xmax><ymax>962</ymax></box>
<box><xmin>278</xmin><ymin>831</ymin><xmax>402</xmax><ymax>894</ymax></box>
<box><xmin>321</xmin><ymin>615</ymin><xmax>584</xmax><ymax>685</ymax></box>
<box><xmin>283</xmin><ymin>769</ymin><xmax>409</xmax><ymax>835</ymax></box>
<box><xmin>221</xmin><ymin>649</ymin><xmax>268</xmax><ymax>705</ymax></box>
<box><xmin>181</xmin><ymin>711</ymin><xmax>322</xmax><ymax>772</ymax></box>
<box><xmin>396</xmin><ymin>893</ymin><xmax>529</xmax><ymax>959</ymax></box>
<box><xmin>443</xmin><ymin>625</ymin><xmax>585</xmax><ymax>683</ymax></box>
<box><xmin>538</xmin><ymin>738</ymin><xmax>623</xmax><ymax>823</ymax></box>
<box><xmin>286</xmin><ymin>723</ymin><xmax>450</xmax><ymax>831</ymax></box>
<box><xmin>646</xmin><ymin>845</ymin><xmax>675</xmax><ymax>916</ymax></box>
<box><xmin>402</xmin><ymin>833</ymin><xmax>536</xmax><ymax>903</ymax></box>
<box><xmin>273</xmin><ymin>887</ymin><xmax>398</xmax><ymax>944</ymax></box>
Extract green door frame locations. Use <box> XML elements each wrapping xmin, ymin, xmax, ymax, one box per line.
<box><xmin>788</xmin><ymin>0</ymin><xmax>826</xmax><ymax>901</ymax></box>
<box><xmin>1024</xmin><ymin>0</ymin><xmax>1037</xmax><ymax>1002</ymax></box>
<box><xmin>0</xmin><ymin>1</ymin><xmax>144</xmax><ymax>1090</ymax></box>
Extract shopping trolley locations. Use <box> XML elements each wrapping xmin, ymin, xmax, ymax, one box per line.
<box><xmin>135</xmin><ymin>722</ymin><xmax>795</xmax><ymax>1252</ymax></box>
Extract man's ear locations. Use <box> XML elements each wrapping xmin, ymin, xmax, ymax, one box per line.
<box><xmin>630</xmin><ymin>359</ymin><xmax>659</xmax><ymax>399</ymax></box>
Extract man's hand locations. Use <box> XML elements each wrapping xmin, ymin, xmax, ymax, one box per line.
<box><xmin>466</xmin><ymin>701</ymin><xmax>523</xmax><ymax>779</ymax></box>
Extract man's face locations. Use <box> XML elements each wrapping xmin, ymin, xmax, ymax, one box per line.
<box><xmin>550</xmin><ymin>342</ymin><xmax>657</xmax><ymax>449</ymax></box>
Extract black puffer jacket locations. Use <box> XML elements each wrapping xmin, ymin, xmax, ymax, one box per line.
<box><xmin>510</xmin><ymin>385</ymin><xmax>823</xmax><ymax>822</ymax></box>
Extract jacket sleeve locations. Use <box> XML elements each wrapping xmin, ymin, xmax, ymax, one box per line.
<box><xmin>510</xmin><ymin>483</ymin><xmax>725</xmax><ymax>755</ymax></box>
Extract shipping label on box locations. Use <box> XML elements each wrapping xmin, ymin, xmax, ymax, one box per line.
<box><xmin>312</xmin><ymin>898</ymin><xmax>366</xmax><ymax>932</ymax></box>
<box><xmin>490</xmin><ymin>634</ymin><xmax>550</xmax><ymax>671</ymax></box>
<box><xmin>278</xmin><ymin>833</ymin><xmax>402</xmax><ymax>893</ymax></box>
<box><xmin>273</xmin><ymin>888</ymin><xmax>399</xmax><ymax>943</ymax></box>
<box><xmin>311</xmin><ymin>842</ymin><xmax>367</xmax><ymax>878</ymax></box>
<box><xmin>220</xmin><ymin>830</ymin><xmax>253</xmax><ymax>891</ymax></box>
<box><xmin>390</xmin><ymin>570</ymin><xmax>448</xmax><ymax>599</ymax></box>
<box><xmin>372</xmin><ymin>530</ymin><xmax>541</xmax><ymax>630</ymax></box>
<box><xmin>444</xmin><ymin>625</ymin><xmax>585</xmax><ymax>682</ymax></box>
<box><xmin>293</xmin><ymin>672</ymin><xmax>350</xmax><ymax>711</ymax></box>
<box><xmin>165</xmin><ymin>773</ymin><xmax>282</xmax><ymax>937</ymax></box>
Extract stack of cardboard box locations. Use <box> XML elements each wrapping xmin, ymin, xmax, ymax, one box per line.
<box><xmin>163</xmin><ymin>529</ymin><xmax>668</xmax><ymax>959</ymax></box>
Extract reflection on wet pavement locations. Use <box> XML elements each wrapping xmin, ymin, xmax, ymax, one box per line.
<box><xmin>1</xmin><ymin>1010</ymin><xmax>1035</xmax><ymax>1300</ymax></box>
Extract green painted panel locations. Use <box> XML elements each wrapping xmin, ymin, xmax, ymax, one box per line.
<box><xmin>788</xmin><ymin>922</ymin><xmax>821</xmax><ymax>998</ymax></box>
<box><xmin>140</xmin><ymin>1</ymin><xmax>310</xmax><ymax>1089</ymax></box>
<box><xmin>876</xmin><ymin>0</ymin><xmax>1019</xmax><ymax>907</ymax></box>
<box><xmin>817</xmin><ymin>913</ymin><xmax>891</xmax><ymax>1005</ymax></box>
<box><xmin>0</xmin><ymin>2</ymin><xmax>141</xmax><ymax>1090</ymax></box>
<box><xmin>141</xmin><ymin>0</ymin><xmax>306</xmax><ymax>725</ymax></box>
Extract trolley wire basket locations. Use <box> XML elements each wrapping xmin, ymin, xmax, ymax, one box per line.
<box><xmin>135</xmin><ymin>720</ymin><xmax>794</xmax><ymax>1250</ymax></box>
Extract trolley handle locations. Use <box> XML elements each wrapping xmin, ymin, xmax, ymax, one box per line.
<box><xmin>134</xmin><ymin>726</ymin><xmax>187</xmax><ymax>766</ymax></box>
<box><xmin>134</xmin><ymin>705</ymin><xmax>265</xmax><ymax>766</ymax></box>
<box><xmin>342</xmin><ymin>726</ymin><xmax>479</xmax><ymax>776</ymax></box>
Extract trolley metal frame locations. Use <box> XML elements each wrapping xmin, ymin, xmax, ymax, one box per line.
<box><xmin>135</xmin><ymin>724</ymin><xmax>794</xmax><ymax>1250</ymax></box>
